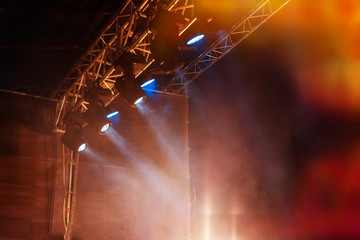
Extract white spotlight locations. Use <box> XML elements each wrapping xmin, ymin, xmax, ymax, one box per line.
<box><xmin>187</xmin><ymin>34</ymin><xmax>205</xmax><ymax>45</ymax></box>
<box><xmin>140</xmin><ymin>79</ymin><xmax>155</xmax><ymax>88</ymax></box>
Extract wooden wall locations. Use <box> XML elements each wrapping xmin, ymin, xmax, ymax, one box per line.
<box><xmin>0</xmin><ymin>92</ymin><xmax>188</xmax><ymax>240</ymax></box>
<box><xmin>0</xmin><ymin>92</ymin><xmax>58</xmax><ymax>239</ymax></box>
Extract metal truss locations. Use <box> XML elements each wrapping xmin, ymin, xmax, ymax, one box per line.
<box><xmin>54</xmin><ymin>0</ymin><xmax>196</xmax><ymax>128</ymax></box>
<box><xmin>164</xmin><ymin>0</ymin><xmax>291</xmax><ymax>94</ymax></box>
<box><xmin>54</xmin><ymin>0</ymin><xmax>290</xmax><ymax>128</ymax></box>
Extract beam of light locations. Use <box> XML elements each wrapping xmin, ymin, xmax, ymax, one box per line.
<box><xmin>203</xmin><ymin>201</ymin><xmax>212</xmax><ymax>240</ymax></box>
<box><xmin>101</xmin><ymin>123</ymin><xmax>110</xmax><ymax>133</ymax></box>
<box><xmin>134</xmin><ymin>96</ymin><xmax>144</xmax><ymax>105</ymax></box>
<box><xmin>82</xmin><ymin>147</ymin><xmax>106</xmax><ymax>164</ymax></box>
<box><xmin>78</xmin><ymin>143</ymin><xmax>87</xmax><ymax>152</ymax></box>
<box><xmin>141</xmin><ymin>79</ymin><xmax>156</xmax><ymax>97</ymax></box>
<box><xmin>231</xmin><ymin>214</ymin><xmax>237</xmax><ymax>240</ymax></box>
<box><xmin>231</xmin><ymin>197</ymin><xmax>245</xmax><ymax>240</ymax></box>
<box><xmin>106</xmin><ymin>111</ymin><xmax>119</xmax><ymax>118</ymax></box>
<box><xmin>187</xmin><ymin>34</ymin><xmax>205</xmax><ymax>45</ymax></box>
<box><xmin>141</xmin><ymin>79</ymin><xmax>155</xmax><ymax>88</ymax></box>
<box><xmin>136</xmin><ymin>103</ymin><xmax>183</xmax><ymax>170</ymax></box>
<box><xmin>106</xmin><ymin>128</ymin><xmax>185</xmax><ymax>211</ymax></box>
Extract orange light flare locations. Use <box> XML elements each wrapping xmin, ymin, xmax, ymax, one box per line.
<box><xmin>194</xmin><ymin>0</ymin><xmax>258</xmax><ymax>28</ymax></box>
<box><xmin>280</xmin><ymin>0</ymin><xmax>360</xmax><ymax>114</ymax></box>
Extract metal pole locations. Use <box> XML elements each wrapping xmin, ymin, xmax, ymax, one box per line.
<box><xmin>65</xmin><ymin>152</ymin><xmax>74</xmax><ymax>227</ymax></box>
<box><xmin>64</xmin><ymin>151</ymin><xmax>79</xmax><ymax>240</ymax></box>
<box><xmin>184</xmin><ymin>86</ymin><xmax>191</xmax><ymax>240</ymax></box>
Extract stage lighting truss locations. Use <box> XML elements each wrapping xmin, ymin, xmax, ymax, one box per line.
<box><xmin>53</xmin><ymin>0</ymin><xmax>291</xmax><ymax>130</ymax></box>
<box><xmin>53</xmin><ymin>0</ymin><xmax>197</xmax><ymax>130</ymax></box>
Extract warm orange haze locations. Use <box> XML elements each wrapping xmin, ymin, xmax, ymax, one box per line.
<box><xmin>1</xmin><ymin>0</ymin><xmax>360</xmax><ymax>239</ymax></box>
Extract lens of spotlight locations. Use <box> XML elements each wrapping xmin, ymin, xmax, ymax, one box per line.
<box><xmin>187</xmin><ymin>34</ymin><xmax>205</xmax><ymax>45</ymax></box>
<box><xmin>61</xmin><ymin>124</ymin><xmax>87</xmax><ymax>152</ymax></box>
<box><xmin>141</xmin><ymin>79</ymin><xmax>155</xmax><ymax>88</ymax></box>
<box><xmin>106</xmin><ymin>111</ymin><xmax>119</xmax><ymax>119</ymax></box>
<box><xmin>78</xmin><ymin>143</ymin><xmax>87</xmax><ymax>152</ymax></box>
<box><xmin>134</xmin><ymin>97</ymin><xmax>144</xmax><ymax>105</ymax></box>
<box><xmin>101</xmin><ymin>123</ymin><xmax>110</xmax><ymax>133</ymax></box>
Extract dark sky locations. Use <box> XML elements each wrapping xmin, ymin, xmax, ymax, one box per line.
<box><xmin>0</xmin><ymin>0</ymin><xmax>125</xmax><ymax>95</ymax></box>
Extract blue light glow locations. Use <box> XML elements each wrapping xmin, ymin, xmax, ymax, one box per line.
<box><xmin>187</xmin><ymin>34</ymin><xmax>205</xmax><ymax>45</ymax></box>
<box><xmin>78</xmin><ymin>143</ymin><xmax>87</xmax><ymax>152</ymax></box>
<box><xmin>141</xmin><ymin>79</ymin><xmax>155</xmax><ymax>88</ymax></box>
<box><xmin>101</xmin><ymin>123</ymin><xmax>110</xmax><ymax>132</ymax></box>
<box><xmin>106</xmin><ymin>111</ymin><xmax>119</xmax><ymax>118</ymax></box>
<box><xmin>134</xmin><ymin>97</ymin><xmax>144</xmax><ymax>105</ymax></box>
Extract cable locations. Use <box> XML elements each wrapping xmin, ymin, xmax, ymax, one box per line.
<box><xmin>62</xmin><ymin>144</ymin><xmax>68</xmax><ymax>232</ymax></box>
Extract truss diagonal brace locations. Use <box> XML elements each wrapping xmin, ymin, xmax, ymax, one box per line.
<box><xmin>164</xmin><ymin>0</ymin><xmax>291</xmax><ymax>94</ymax></box>
<box><xmin>54</xmin><ymin>0</ymin><xmax>196</xmax><ymax>128</ymax></box>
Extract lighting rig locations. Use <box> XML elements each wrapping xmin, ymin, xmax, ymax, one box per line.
<box><xmin>53</xmin><ymin>0</ymin><xmax>291</xmax><ymax>238</ymax></box>
<box><xmin>53</xmin><ymin>0</ymin><xmax>290</xmax><ymax>137</ymax></box>
<box><xmin>53</xmin><ymin>0</ymin><xmax>196</xmax><ymax>149</ymax></box>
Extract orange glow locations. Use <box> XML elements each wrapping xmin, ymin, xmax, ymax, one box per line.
<box><xmin>193</xmin><ymin>1</ymin><xmax>360</xmax><ymax>239</ymax></box>
<box><xmin>195</xmin><ymin>0</ymin><xmax>254</xmax><ymax>12</ymax></box>
<box><xmin>285</xmin><ymin>1</ymin><xmax>360</xmax><ymax>114</ymax></box>
<box><xmin>194</xmin><ymin>0</ymin><xmax>256</xmax><ymax>29</ymax></box>
<box><xmin>231</xmin><ymin>213</ymin><xmax>237</xmax><ymax>240</ymax></box>
<box><xmin>203</xmin><ymin>201</ymin><xmax>212</xmax><ymax>240</ymax></box>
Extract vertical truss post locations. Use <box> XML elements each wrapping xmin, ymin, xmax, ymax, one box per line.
<box><xmin>64</xmin><ymin>151</ymin><xmax>79</xmax><ymax>240</ymax></box>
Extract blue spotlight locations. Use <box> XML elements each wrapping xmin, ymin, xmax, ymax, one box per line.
<box><xmin>106</xmin><ymin>111</ymin><xmax>119</xmax><ymax>119</ymax></box>
<box><xmin>141</xmin><ymin>79</ymin><xmax>155</xmax><ymax>88</ymax></box>
<box><xmin>78</xmin><ymin>143</ymin><xmax>87</xmax><ymax>152</ymax></box>
<box><xmin>101</xmin><ymin>123</ymin><xmax>110</xmax><ymax>133</ymax></box>
<box><xmin>187</xmin><ymin>34</ymin><xmax>204</xmax><ymax>45</ymax></box>
<box><xmin>134</xmin><ymin>97</ymin><xmax>144</xmax><ymax>105</ymax></box>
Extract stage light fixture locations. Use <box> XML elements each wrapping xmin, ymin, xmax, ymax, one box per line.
<box><xmin>134</xmin><ymin>96</ymin><xmax>144</xmax><ymax>105</ymax></box>
<box><xmin>85</xmin><ymin>102</ymin><xmax>112</xmax><ymax>134</ymax></box>
<box><xmin>187</xmin><ymin>34</ymin><xmax>205</xmax><ymax>45</ymax></box>
<box><xmin>78</xmin><ymin>143</ymin><xmax>87</xmax><ymax>152</ymax></box>
<box><xmin>106</xmin><ymin>111</ymin><xmax>119</xmax><ymax>118</ymax></box>
<box><xmin>105</xmin><ymin>105</ymin><xmax>119</xmax><ymax>119</ymax></box>
<box><xmin>115</xmin><ymin>78</ymin><xmax>146</xmax><ymax>107</ymax></box>
<box><xmin>84</xmin><ymin>87</ymin><xmax>112</xmax><ymax>133</ymax></box>
<box><xmin>137</xmin><ymin>70</ymin><xmax>157</xmax><ymax>90</ymax></box>
<box><xmin>114</xmin><ymin>52</ymin><xmax>146</xmax><ymax>107</ymax></box>
<box><xmin>101</xmin><ymin>123</ymin><xmax>110</xmax><ymax>132</ymax></box>
<box><xmin>61</xmin><ymin>112</ymin><xmax>87</xmax><ymax>152</ymax></box>
<box><xmin>61</xmin><ymin>124</ymin><xmax>87</xmax><ymax>152</ymax></box>
<box><xmin>149</xmin><ymin>10</ymin><xmax>185</xmax><ymax>74</ymax></box>
<box><xmin>106</xmin><ymin>110</ymin><xmax>119</xmax><ymax>119</ymax></box>
<box><xmin>140</xmin><ymin>78</ymin><xmax>155</xmax><ymax>88</ymax></box>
